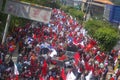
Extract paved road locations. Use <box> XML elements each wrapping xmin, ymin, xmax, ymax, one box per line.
<box><xmin>11</xmin><ymin>46</ymin><xmax>120</xmax><ymax>80</ymax></box>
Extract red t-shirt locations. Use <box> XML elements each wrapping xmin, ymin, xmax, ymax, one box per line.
<box><xmin>110</xmin><ymin>77</ymin><xmax>114</xmax><ymax>80</ymax></box>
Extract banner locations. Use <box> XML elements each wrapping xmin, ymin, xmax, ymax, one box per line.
<box><xmin>0</xmin><ymin>0</ymin><xmax>3</xmax><ymax>11</ymax></box>
<box><xmin>4</xmin><ymin>0</ymin><xmax>52</xmax><ymax>23</ymax></box>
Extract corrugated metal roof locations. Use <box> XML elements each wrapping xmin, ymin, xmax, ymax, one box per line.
<box><xmin>82</xmin><ymin>0</ymin><xmax>87</xmax><ymax>2</ymax></box>
<box><xmin>94</xmin><ymin>0</ymin><xmax>114</xmax><ymax>5</ymax></box>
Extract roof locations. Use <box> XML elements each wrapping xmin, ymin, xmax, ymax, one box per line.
<box><xmin>82</xmin><ymin>0</ymin><xmax>87</xmax><ymax>3</ymax></box>
<box><xmin>94</xmin><ymin>0</ymin><xmax>114</xmax><ymax>5</ymax></box>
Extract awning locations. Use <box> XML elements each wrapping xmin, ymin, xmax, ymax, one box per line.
<box><xmin>94</xmin><ymin>0</ymin><xmax>113</xmax><ymax>5</ymax></box>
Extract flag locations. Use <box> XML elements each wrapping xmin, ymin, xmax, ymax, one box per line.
<box><xmin>95</xmin><ymin>55</ymin><xmax>102</xmax><ymax>63</ymax></box>
<box><xmin>49</xmin><ymin>49</ymin><xmax>57</xmax><ymax>58</ymax></box>
<box><xmin>85</xmin><ymin>43</ymin><xmax>93</xmax><ymax>52</ymax></box>
<box><xmin>39</xmin><ymin>75</ymin><xmax>44</xmax><ymax>80</ymax></box>
<box><xmin>73</xmin><ymin>52</ymin><xmax>80</xmax><ymax>65</ymax></box>
<box><xmin>85</xmin><ymin>71</ymin><xmax>92</xmax><ymax>80</ymax></box>
<box><xmin>58</xmin><ymin>55</ymin><xmax>67</xmax><ymax>61</ymax></box>
<box><xmin>85</xmin><ymin>62</ymin><xmax>90</xmax><ymax>71</ymax></box>
<box><xmin>89</xmin><ymin>39</ymin><xmax>96</xmax><ymax>46</ymax></box>
<box><xmin>79</xmin><ymin>41</ymin><xmax>85</xmax><ymax>48</ymax></box>
<box><xmin>66</xmin><ymin>71</ymin><xmax>76</xmax><ymax>80</ymax></box>
<box><xmin>110</xmin><ymin>77</ymin><xmax>114</xmax><ymax>80</ymax></box>
<box><xmin>114</xmin><ymin>56</ymin><xmax>120</xmax><ymax>71</ymax></box>
<box><xmin>14</xmin><ymin>75</ymin><xmax>19</xmax><ymax>80</ymax></box>
<box><xmin>0</xmin><ymin>59</ymin><xmax>2</xmax><ymax>64</ymax></box>
<box><xmin>49</xmin><ymin>76</ymin><xmax>55</xmax><ymax>80</ymax></box>
<box><xmin>32</xmin><ymin>33</ymin><xmax>37</xmax><ymax>39</ymax></box>
<box><xmin>9</xmin><ymin>45</ymin><xmax>16</xmax><ymax>53</ymax></box>
<box><xmin>73</xmin><ymin>38</ymin><xmax>79</xmax><ymax>46</ymax></box>
<box><xmin>14</xmin><ymin>63</ymin><xmax>19</xmax><ymax>75</ymax></box>
<box><xmin>61</xmin><ymin>68</ymin><xmax>66</xmax><ymax>80</ymax></box>
<box><xmin>42</xmin><ymin>60</ymin><xmax>48</xmax><ymax>76</ymax></box>
<box><xmin>85</xmin><ymin>39</ymin><xmax>96</xmax><ymax>52</ymax></box>
<box><xmin>14</xmin><ymin>63</ymin><xmax>19</xmax><ymax>80</ymax></box>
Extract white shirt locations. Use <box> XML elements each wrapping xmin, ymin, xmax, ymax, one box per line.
<box><xmin>49</xmin><ymin>48</ymin><xmax>57</xmax><ymax>58</ymax></box>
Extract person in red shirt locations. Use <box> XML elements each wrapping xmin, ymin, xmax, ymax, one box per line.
<box><xmin>0</xmin><ymin>59</ymin><xmax>2</xmax><ymax>64</ymax></box>
<box><xmin>49</xmin><ymin>76</ymin><xmax>55</xmax><ymax>80</ymax></box>
<box><xmin>110</xmin><ymin>74</ymin><xmax>115</xmax><ymax>80</ymax></box>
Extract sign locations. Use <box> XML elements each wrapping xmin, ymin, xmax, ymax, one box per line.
<box><xmin>4</xmin><ymin>0</ymin><xmax>52</xmax><ymax>23</ymax></box>
<box><xmin>104</xmin><ymin>5</ymin><xmax>120</xmax><ymax>23</ymax></box>
<box><xmin>0</xmin><ymin>0</ymin><xmax>3</xmax><ymax>11</ymax></box>
<box><xmin>109</xmin><ymin>5</ymin><xmax>120</xmax><ymax>23</ymax></box>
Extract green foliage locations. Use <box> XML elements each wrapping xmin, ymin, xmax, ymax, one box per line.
<box><xmin>10</xmin><ymin>16</ymin><xmax>29</xmax><ymax>30</ymax></box>
<box><xmin>60</xmin><ymin>6</ymin><xmax>74</xmax><ymax>13</ymax></box>
<box><xmin>8</xmin><ymin>0</ymin><xmax>61</xmax><ymax>29</ymax></box>
<box><xmin>0</xmin><ymin>13</ymin><xmax>29</xmax><ymax>42</ymax></box>
<box><xmin>0</xmin><ymin>0</ymin><xmax>61</xmax><ymax>35</ymax></box>
<box><xmin>93</xmin><ymin>27</ymin><xmax>119</xmax><ymax>51</ymax></box>
<box><xmin>60</xmin><ymin>6</ymin><xmax>84</xmax><ymax>23</ymax></box>
<box><xmin>20</xmin><ymin>0</ymin><xmax>36</xmax><ymax>3</ymax></box>
<box><xmin>20</xmin><ymin>0</ymin><xmax>61</xmax><ymax>8</ymax></box>
<box><xmin>68</xmin><ymin>9</ymin><xmax>84</xmax><ymax>23</ymax></box>
<box><xmin>84</xmin><ymin>19</ymin><xmax>112</xmax><ymax>36</ymax></box>
<box><xmin>84</xmin><ymin>19</ymin><xmax>120</xmax><ymax>51</ymax></box>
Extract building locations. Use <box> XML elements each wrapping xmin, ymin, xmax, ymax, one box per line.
<box><xmin>61</xmin><ymin>0</ymin><xmax>82</xmax><ymax>7</ymax></box>
<box><xmin>84</xmin><ymin>0</ymin><xmax>114</xmax><ymax>20</ymax></box>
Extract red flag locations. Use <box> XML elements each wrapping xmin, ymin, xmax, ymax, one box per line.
<box><xmin>85</xmin><ymin>62</ymin><xmax>90</xmax><ymax>71</ymax></box>
<box><xmin>74</xmin><ymin>52</ymin><xmax>80</xmax><ymax>65</ymax></box>
<box><xmin>85</xmin><ymin>39</ymin><xmax>96</xmax><ymax>52</ymax></box>
<box><xmin>73</xmin><ymin>38</ymin><xmax>79</xmax><ymax>46</ymax></box>
<box><xmin>14</xmin><ymin>63</ymin><xmax>19</xmax><ymax>80</ymax></box>
<box><xmin>39</xmin><ymin>75</ymin><xmax>44</xmax><ymax>80</ymax></box>
<box><xmin>0</xmin><ymin>59</ymin><xmax>2</xmax><ymax>64</ymax></box>
<box><xmin>49</xmin><ymin>76</ymin><xmax>55</xmax><ymax>80</ymax></box>
<box><xmin>85</xmin><ymin>43</ymin><xmax>93</xmax><ymax>52</ymax></box>
<box><xmin>58</xmin><ymin>55</ymin><xmax>67</xmax><ymax>61</ymax></box>
<box><xmin>110</xmin><ymin>77</ymin><xmax>114</xmax><ymax>80</ymax></box>
<box><xmin>14</xmin><ymin>75</ymin><xmax>19</xmax><ymax>80</ymax></box>
<box><xmin>95</xmin><ymin>55</ymin><xmax>102</xmax><ymax>63</ymax></box>
<box><xmin>89</xmin><ymin>39</ymin><xmax>96</xmax><ymax>46</ymax></box>
<box><xmin>9</xmin><ymin>45</ymin><xmax>15</xmax><ymax>53</ymax></box>
<box><xmin>61</xmin><ymin>68</ymin><xmax>66</xmax><ymax>80</ymax></box>
<box><xmin>33</xmin><ymin>33</ymin><xmax>37</xmax><ymax>39</ymax></box>
<box><xmin>41</xmin><ymin>60</ymin><xmax>48</xmax><ymax>76</ymax></box>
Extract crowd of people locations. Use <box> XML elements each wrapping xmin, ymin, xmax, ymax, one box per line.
<box><xmin>0</xmin><ymin>8</ymin><xmax>120</xmax><ymax>80</ymax></box>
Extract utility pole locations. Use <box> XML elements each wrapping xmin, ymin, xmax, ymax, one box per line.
<box><xmin>0</xmin><ymin>0</ymin><xmax>3</xmax><ymax>11</ymax></box>
<box><xmin>84</xmin><ymin>0</ymin><xmax>93</xmax><ymax>21</ymax></box>
<box><xmin>2</xmin><ymin>14</ymin><xmax>11</xmax><ymax>44</ymax></box>
<box><xmin>81</xmin><ymin>0</ymin><xmax>86</xmax><ymax>12</ymax></box>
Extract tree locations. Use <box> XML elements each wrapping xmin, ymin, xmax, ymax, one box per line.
<box><xmin>20</xmin><ymin>0</ymin><xmax>61</xmax><ymax>8</ymax></box>
<box><xmin>60</xmin><ymin>6</ymin><xmax>84</xmax><ymax>23</ymax></box>
<box><xmin>68</xmin><ymin>9</ymin><xmax>84</xmax><ymax>23</ymax></box>
<box><xmin>93</xmin><ymin>27</ymin><xmax>119</xmax><ymax>51</ymax></box>
<box><xmin>84</xmin><ymin>19</ymin><xmax>120</xmax><ymax>51</ymax></box>
<box><xmin>84</xmin><ymin>19</ymin><xmax>112</xmax><ymax>36</ymax></box>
